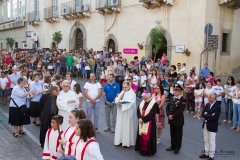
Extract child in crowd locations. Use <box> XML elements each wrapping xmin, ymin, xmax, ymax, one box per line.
<box><xmin>214</xmin><ymin>79</ymin><xmax>224</xmax><ymax>105</ymax></box>
<box><xmin>74</xmin><ymin>119</ymin><xmax>104</xmax><ymax>160</ymax></box>
<box><xmin>96</xmin><ymin>62</ymin><xmax>101</xmax><ymax>81</ymax></box>
<box><xmin>42</xmin><ymin>115</ymin><xmax>64</xmax><ymax>160</ymax></box>
<box><xmin>169</xmin><ymin>80</ymin><xmax>175</xmax><ymax>97</ymax></box>
<box><xmin>124</xmin><ymin>68</ymin><xmax>132</xmax><ymax>81</ymax></box>
<box><xmin>162</xmin><ymin>75</ymin><xmax>170</xmax><ymax>98</ymax></box>
<box><xmin>194</xmin><ymin>83</ymin><xmax>204</xmax><ymax>119</ymax></box>
<box><xmin>149</xmin><ymin>69</ymin><xmax>158</xmax><ymax>94</ymax></box>
<box><xmin>59</xmin><ymin>110</ymin><xmax>87</xmax><ymax>157</ymax></box>
<box><xmin>100</xmin><ymin>67</ymin><xmax>107</xmax><ymax>87</ymax></box>
<box><xmin>74</xmin><ymin>84</ymin><xmax>83</xmax><ymax>109</ymax></box>
<box><xmin>132</xmin><ymin>70</ymin><xmax>139</xmax><ymax>93</ymax></box>
<box><xmin>137</xmin><ymin>70</ymin><xmax>147</xmax><ymax>100</ymax></box>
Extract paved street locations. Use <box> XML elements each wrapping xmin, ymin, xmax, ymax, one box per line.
<box><xmin>0</xmin><ymin>78</ymin><xmax>240</xmax><ymax>160</ymax></box>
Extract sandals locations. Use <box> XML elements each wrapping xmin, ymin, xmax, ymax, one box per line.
<box><xmin>19</xmin><ymin>130</ymin><xmax>27</xmax><ymax>135</ymax></box>
<box><xmin>230</xmin><ymin>126</ymin><xmax>237</xmax><ymax>130</ymax></box>
<box><xmin>223</xmin><ymin>120</ymin><xmax>227</xmax><ymax>123</ymax></box>
<box><xmin>156</xmin><ymin>139</ymin><xmax>160</xmax><ymax>144</ymax></box>
<box><xmin>32</xmin><ymin>121</ymin><xmax>36</xmax><ymax>124</ymax></box>
<box><xmin>13</xmin><ymin>132</ymin><xmax>21</xmax><ymax>138</ymax></box>
<box><xmin>236</xmin><ymin>128</ymin><xmax>240</xmax><ymax>132</ymax></box>
<box><xmin>35</xmin><ymin>123</ymin><xmax>41</xmax><ymax>126</ymax></box>
<box><xmin>228</xmin><ymin>120</ymin><xmax>232</xmax><ymax>124</ymax></box>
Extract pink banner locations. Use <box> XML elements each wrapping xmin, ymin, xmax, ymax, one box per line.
<box><xmin>123</xmin><ymin>48</ymin><xmax>138</xmax><ymax>54</ymax></box>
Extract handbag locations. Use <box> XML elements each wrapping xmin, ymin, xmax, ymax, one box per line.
<box><xmin>48</xmin><ymin>65</ymin><xmax>53</xmax><ymax>70</ymax></box>
<box><xmin>11</xmin><ymin>98</ymin><xmax>28</xmax><ymax>117</ymax></box>
<box><xmin>85</xmin><ymin>65</ymin><xmax>90</xmax><ymax>70</ymax></box>
<box><xmin>76</xmin><ymin>64</ymin><xmax>81</xmax><ymax>69</ymax></box>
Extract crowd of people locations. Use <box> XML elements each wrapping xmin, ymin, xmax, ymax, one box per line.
<box><xmin>0</xmin><ymin>47</ymin><xmax>239</xmax><ymax>160</ymax></box>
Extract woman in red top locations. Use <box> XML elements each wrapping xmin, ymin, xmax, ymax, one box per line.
<box><xmin>152</xmin><ymin>84</ymin><xmax>166</xmax><ymax>144</ymax></box>
<box><xmin>161</xmin><ymin>53</ymin><xmax>167</xmax><ymax>66</ymax></box>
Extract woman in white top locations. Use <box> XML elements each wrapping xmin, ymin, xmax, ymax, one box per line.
<box><xmin>124</xmin><ymin>68</ymin><xmax>132</xmax><ymax>81</ymax></box>
<box><xmin>194</xmin><ymin>83</ymin><xmax>204</xmax><ymax>119</ymax></box>
<box><xmin>74</xmin><ymin>84</ymin><xmax>83</xmax><ymax>109</ymax></box>
<box><xmin>74</xmin><ymin>119</ymin><xmax>104</xmax><ymax>160</ymax></box>
<box><xmin>223</xmin><ymin>76</ymin><xmax>235</xmax><ymax>124</ymax></box>
<box><xmin>149</xmin><ymin>69</ymin><xmax>158</xmax><ymax>94</ymax></box>
<box><xmin>204</xmin><ymin>82</ymin><xmax>214</xmax><ymax>106</ymax></box>
<box><xmin>231</xmin><ymin>81</ymin><xmax>240</xmax><ymax>131</ymax></box>
<box><xmin>107</xmin><ymin>61</ymin><xmax>114</xmax><ymax>76</ymax></box>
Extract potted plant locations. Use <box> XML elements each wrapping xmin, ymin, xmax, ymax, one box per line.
<box><xmin>183</xmin><ymin>48</ymin><xmax>191</xmax><ymax>56</ymax></box>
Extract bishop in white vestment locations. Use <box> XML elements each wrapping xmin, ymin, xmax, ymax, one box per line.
<box><xmin>114</xmin><ymin>82</ymin><xmax>138</xmax><ymax>147</ymax></box>
<box><xmin>57</xmin><ymin>81</ymin><xmax>76</xmax><ymax>130</ymax></box>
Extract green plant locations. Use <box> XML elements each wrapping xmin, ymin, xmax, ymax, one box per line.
<box><xmin>52</xmin><ymin>31</ymin><xmax>62</xmax><ymax>47</ymax></box>
<box><xmin>150</xmin><ymin>27</ymin><xmax>166</xmax><ymax>61</ymax></box>
<box><xmin>6</xmin><ymin>37</ymin><xmax>15</xmax><ymax>48</ymax></box>
<box><xmin>183</xmin><ymin>48</ymin><xmax>189</xmax><ymax>53</ymax></box>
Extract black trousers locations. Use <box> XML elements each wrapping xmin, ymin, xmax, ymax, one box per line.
<box><xmin>60</xmin><ymin>66</ymin><xmax>66</xmax><ymax>76</ymax></box>
<box><xmin>170</xmin><ymin>125</ymin><xmax>183</xmax><ymax>151</ymax></box>
<box><xmin>39</xmin><ymin>114</ymin><xmax>54</xmax><ymax>148</ymax></box>
<box><xmin>186</xmin><ymin>92</ymin><xmax>195</xmax><ymax>112</ymax></box>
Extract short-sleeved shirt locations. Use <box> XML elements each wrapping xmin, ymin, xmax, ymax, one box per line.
<box><xmin>30</xmin><ymin>81</ymin><xmax>43</xmax><ymax>102</ymax></box>
<box><xmin>200</xmin><ymin>68</ymin><xmax>210</xmax><ymax>78</ymax></box>
<box><xmin>84</xmin><ymin>81</ymin><xmax>102</xmax><ymax>101</ymax></box>
<box><xmin>10</xmin><ymin>85</ymin><xmax>27</xmax><ymax>108</ymax></box>
<box><xmin>213</xmin><ymin>86</ymin><xmax>224</xmax><ymax>101</ymax></box>
<box><xmin>103</xmin><ymin>82</ymin><xmax>120</xmax><ymax>105</ymax></box>
<box><xmin>10</xmin><ymin>73</ymin><xmax>20</xmax><ymax>88</ymax></box>
<box><xmin>0</xmin><ymin>77</ymin><xmax>8</xmax><ymax>89</ymax></box>
<box><xmin>66</xmin><ymin>56</ymin><xmax>74</xmax><ymax>66</ymax></box>
<box><xmin>140</xmin><ymin>75</ymin><xmax>147</xmax><ymax>87</ymax></box>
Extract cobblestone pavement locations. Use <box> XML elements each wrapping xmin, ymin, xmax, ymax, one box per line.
<box><xmin>0</xmin><ymin>111</ymin><xmax>42</xmax><ymax>160</ymax></box>
<box><xmin>0</xmin><ymin>78</ymin><xmax>240</xmax><ymax>160</ymax></box>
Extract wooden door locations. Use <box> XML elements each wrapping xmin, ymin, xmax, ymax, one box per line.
<box><xmin>108</xmin><ymin>39</ymin><xmax>115</xmax><ymax>53</ymax></box>
<box><xmin>75</xmin><ymin>29</ymin><xmax>83</xmax><ymax>49</ymax></box>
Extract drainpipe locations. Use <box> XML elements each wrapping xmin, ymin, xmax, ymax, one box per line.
<box><xmin>199</xmin><ymin>47</ymin><xmax>208</xmax><ymax>77</ymax></box>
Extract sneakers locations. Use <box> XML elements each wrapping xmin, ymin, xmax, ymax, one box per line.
<box><xmin>111</xmin><ymin>128</ymin><xmax>115</xmax><ymax>133</ymax></box>
<box><xmin>95</xmin><ymin>128</ymin><xmax>99</xmax><ymax>133</ymax></box>
<box><xmin>104</xmin><ymin>127</ymin><xmax>110</xmax><ymax>132</ymax></box>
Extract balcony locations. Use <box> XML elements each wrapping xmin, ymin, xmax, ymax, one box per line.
<box><xmin>96</xmin><ymin>0</ymin><xmax>121</xmax><ymax>15</ymax></box>
<box><xmin>61</xmin><ymin>1</ymin><xmax>74</xmax><ymax>20</ymax></box>
<box><xmin>44</xmin><ymin>6</ymin><xmax>58</xmax><ymax>23</ymax></box>
<box><xmin>139</xmin><ymin>0</ymin><xmax>173</xmax><ymax>9</ymax></box>
<box><xmin>27</xmin><ymin>11</ymin><xmax>40</xmax><ymax>25</ymax></box>
<box><xmin>219</xmin><ymin>0</ymin><xmax>240</xmax><ymax>9</ymax></box>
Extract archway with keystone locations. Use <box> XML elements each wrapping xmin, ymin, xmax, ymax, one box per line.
<box><xmin>104</xmin><ymin>34</ymin><xmax>119</xmax><ymax>53</ymax></box>
<box><xmin>69</xmin><ymin>21</ymin><xmax>87</xmax><ymax>50</ymax></box>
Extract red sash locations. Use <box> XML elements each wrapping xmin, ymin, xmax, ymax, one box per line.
<box><xmin>64</xmin><ymin>126</ymin><xmax>76</xmax><ymax>155</ymax></box>
<box><xmin>74</xmin><ymin>138</ymin><xmax>97</xmax><ymax>160</ymax></box>
<box><xmin>47</xmin><ymin>128</ymin><xmax>63</xmax><ymax>152</ymax></box>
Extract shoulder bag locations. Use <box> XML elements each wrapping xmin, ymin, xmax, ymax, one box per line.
<box><xmin>11</xmin><ymin>98</ymin><xmax>28</xmax><ymax>117</ymax></box>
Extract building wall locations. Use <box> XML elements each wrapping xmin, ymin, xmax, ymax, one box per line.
<box><xmin>0</xmin><ymin>0</ymin><xmax>239</xmax><ymax>78</ymax></box>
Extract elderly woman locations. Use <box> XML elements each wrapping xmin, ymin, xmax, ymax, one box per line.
<box><xmin>9</xmin><ymin>77</ymin><xmax>33</xmax><ymax>137</ymax></box>
<box><xmin>30</xmin><ymin>73</ymin><xmax>45</xmax><ymax>126</ymax></box>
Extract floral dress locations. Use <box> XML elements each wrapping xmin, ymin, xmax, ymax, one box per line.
<box><xmin>153</xmin><ymin>95</ymin><xmax>165</xmax><ymax>129</ymax></box>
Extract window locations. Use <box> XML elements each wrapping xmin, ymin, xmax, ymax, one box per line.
<box><xmin>1</xmin><ymin>1</ymin><xmax>5</xmax><ymax>22</ymax></box>
<box><xmin>12</xmin><ymin>0</ymin><xmax>18</xmax><ymax>20</ymax></box>
<box><xmin>15</xmin><ymin>42</ymin><xmax>18</xmax><ymax>48</ymax></box>
<box><xmin>19</xmin><ymin>0</ymin><xmax>25</xmax><ymax>18</ymax></box>
<box><xmin>221</xmin><ymin>29</ymin><xmax>231</xmax><ymax>55</ymax></box>
<box><xmin>7</xmin><ymin>0</ymin><xmax>11</xmax><ymax>20</ymax></box>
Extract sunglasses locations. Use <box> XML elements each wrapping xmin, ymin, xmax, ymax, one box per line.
<box><xmin>127</xmin><ymin>79</ymin><xmax>132</xmax><ymax>81</ymax></box>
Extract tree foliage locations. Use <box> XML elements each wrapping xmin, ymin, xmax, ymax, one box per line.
<box><xmin>150</xmin><ymin>27</ymin><xmax>166</xmax><ymax>56</ymax></box>
<box><xmin>52</xmin><ymin>31</ymin><xmax>62</xmax><ymax>47</ymax></box>
<box><xmin>228</xmin><ymin>0</ymin><xmax>240</xmax><ymax>9</ymax></box>
<box><xmin>6</xmin><ymin>37</ymin><xmax>15</xmax><ymax>48</ymax></box>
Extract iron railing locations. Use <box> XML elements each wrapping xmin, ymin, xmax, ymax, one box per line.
<box><xmin>27</xmin><ymin>11</ymin><xmax>40</xmax><ymax>22</ymax></box>
<box><xmin>44</xmin><ymin>6</ymin><xmax>58</xmax><ymax>19</ymax></box>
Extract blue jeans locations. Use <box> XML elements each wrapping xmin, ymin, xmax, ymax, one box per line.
<box><xmin>67</xmin><ymin>66</ymin><xmax>72</xmax><ymax>72</ymax></box>
<box><xmin>90</xmin><ymin>65</ymin><xmax>95</xmax><ymax>73</ymax></box>
<box><xmin>86</xmin><ymin>101</ymin><xmax>100</xmax><ymax>129</ymax></box>
<box><xmin>233</xmin><ymin>103</ymin><xmax>240</xmax><ymax>128</ymax></box>
<box><xmin>225</xmin><ymin>99</ymin><xmax>233</xmax><ymax>120</ymax></box>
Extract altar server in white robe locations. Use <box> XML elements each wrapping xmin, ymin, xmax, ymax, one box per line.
<box><xmin>42</xmin><ymin>115</ymin><xmax>64</xmax><ymax>160</ymax></box>
<box><xmin>57</xmin><ymin>80</ymin><xmax>76</xmax><ymax>130</ymax></box>
<box><xmin>74</xmin><ymin>119</ymin><xmax>104</xmax><ymax>160</ymax></box>
<box><xmin>114</xmin><ymin>81</ymin><xmax>138</xmax><ymax>148</ymax></box>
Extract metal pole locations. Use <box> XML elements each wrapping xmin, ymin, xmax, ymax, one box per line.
<box><xmin>206</xmin><ymin>24</ymin><xmax>209</xmax><ymax>64</ymax></box>
<box><xmin>214</xmin><ymin>48</ymin><xmax>217</xmax><ymax>74</ymax></box>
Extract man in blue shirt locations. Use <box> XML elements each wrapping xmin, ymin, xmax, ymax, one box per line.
<box><xmin>103</xmin><ymin>74</ymin><xmax>120</xmax><ymax>133</ymax></box>
<box><xmin>200</xmin><ymin>63</ymin><xmax>210</xmax><ymax>80</ymax></box>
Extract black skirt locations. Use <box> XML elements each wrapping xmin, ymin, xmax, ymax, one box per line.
<box><xmin>9</xmin><ymin>107</ymin><xmax>31</xmax><ymax>126</ymax></box>
<box><xmin>30</xmin><ymin>101</ymin><xmax>40</xmax><ymax>117</ymax></box>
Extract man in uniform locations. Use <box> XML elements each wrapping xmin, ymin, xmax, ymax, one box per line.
<box><xmin>166</xmin><ymin>84</ymin><xmax>186</xmax><ymax>154</ymax></box>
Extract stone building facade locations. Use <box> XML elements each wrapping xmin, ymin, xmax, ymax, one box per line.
<box><xmin>0</xmin><ymin>0</ymin><xmax>239</xmax><ymax>79</ymax></box>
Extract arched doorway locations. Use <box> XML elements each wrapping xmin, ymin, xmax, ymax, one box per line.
<box><xmin>69</xmin><ymin>21</ymin><xmax>87</xmax><ymax>50</ymax></box>
<box><xmin>75</xmin><ymin>29</ymin><xmax>83</xmax><ymax>49</ymax></box>
<box><xmin>108</xmin><ymin>39</ymin><xmax>115</xmax><ymax>53</ymax></box>
<box><xmin>145</xmin><ymin>28</ymin><xmax>172</xmax><ymax>63</ymax></box>
<box><xmin>152</xmin><ymin>36</ymin><xmax>167</xmax><ymax>62</ymax></box>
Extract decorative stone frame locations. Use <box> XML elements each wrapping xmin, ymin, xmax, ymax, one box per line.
<box><xmin>145</xmin><ymin>28</ymin><xmax>172</xmax><ymax>63</ymax></box>
<box><xmin>69</xmin><ymin>21</ymin><xmax>87</xmax><ymax>50</ymax></box>
<box><xmin>104</xmin><ymin>34</ymin><xmax>118</xmax><ymax>52</ymax></box>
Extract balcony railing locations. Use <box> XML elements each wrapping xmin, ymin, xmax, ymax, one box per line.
<box><xmin>44</xmin><ymin>6</ymin><xmax>58</xmax><ymax>19</ymax></box>
<box><xmin>27</xmin><ymin>11</ymin><xmax>40</xmax><ymax>22</ymax></box>
<box><xmin>61</xmin><ymin>1</ymin><xmax>74</xmax><ymax>16</ymax></box>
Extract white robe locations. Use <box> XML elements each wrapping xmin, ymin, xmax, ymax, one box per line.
<box><xmin>62</xmin><ymin>125</ymin><xmax>78</xmax><ymax>156</ymax></box>
<box><xmin>74</xmin><ymin>138</ymin><xmax>104</xmax><ymax>160</ymax></box>
<box><xmin>42</xmin><ymin>128</ymin><xmax>63</xmax><ymax>160</ymax></box>
<box><xmin>57</xmin><ymin>90</ymin><xmax>76</xmax><ymax>130</ymax></box>
<box><xmin>114</xmin><ymin>89</ymin><xmax>138</xmax><ymax>147</ymax></box>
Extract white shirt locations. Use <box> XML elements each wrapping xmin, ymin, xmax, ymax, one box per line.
<box><xmin>0</xmin><ymin>77</ymin><xmax>8</xmax><ymax>89</ymax></box>
<box><xmin>149</xmin><ymin>75</ymin><xmax>157</xmax><ymax>88</ymax></box>
<box><xmin>179</xmin><ymin>67</ymin><xmax>185</xmax><ymax>74</ymax></box>
<box><xmin>100</xmin><ymin>71</ymin><xmax>107</xmax><ymax>79</ymax></box>
<box><xmin>194</xmin><ymin>89</ymin><xmax>204</xmax><ymax>102</ymax></box>
<box><xmin>69</xmin><ymin>80</ymin><xmax>77</xmax><ymax>91</ymax></box>
<box><xmin>213</xmin><ymin>85</ymin><xmax>224</xmax><ymax>101</ymax></box>
<box><xmin>204</xmin><ymin>88</ymin><xmax>214</xmax><ymax>104</ymax></box>
<box><xmin>84</xmin><ymin>81</ymin><xmax>102</xmax><ymax>101</ymax></box>
<box><xmin>233</xmin><ymin>88</ymin><xmax>240</xmax><ymax>104</ymax></box>
<box><xmin>132</xmin><ymin>75</ymin><xmax>139</xmax><ymax>86</ymax></box>
<box><xmin>75</xmin><ymin>92</ymin><xmax>82</xmax><ymax>108</ymax></box>
<box><xmin>224</xmin><ymin>84</ymin><xmax>234</xmax><ymax>99</ymax></box>
<box><xmin>140</xmin><ymin>75</ymin><xmax>147</xmax><ymax>87</ymax></box>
